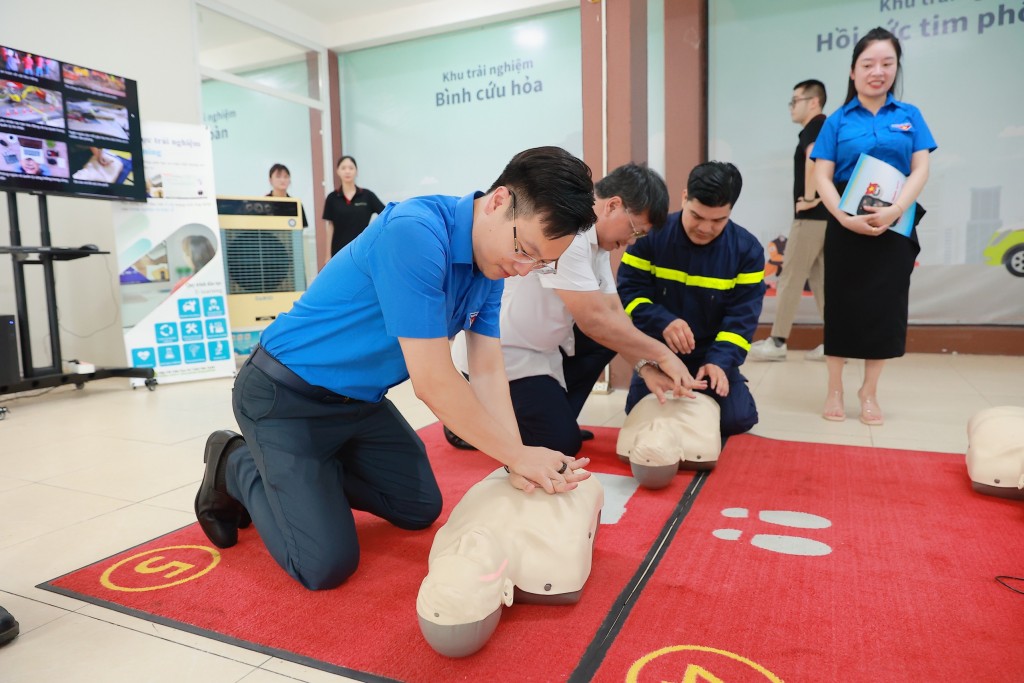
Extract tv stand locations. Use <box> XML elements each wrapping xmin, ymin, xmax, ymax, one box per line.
<box><xmin>1</xmin><ymin>191</ymin><xmax>155</xmax><ymax>407</ymax></box>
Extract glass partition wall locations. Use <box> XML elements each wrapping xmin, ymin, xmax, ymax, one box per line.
<box><xmin>193</xmin><ymin>0</ymin><xmax>332</xmax><ymax>285</ymax></box>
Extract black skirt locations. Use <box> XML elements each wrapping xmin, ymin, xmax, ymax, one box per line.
<box><xmin>823</xmin><ymin>183</ymin><xmax>923</xmax><ymax>360</ymax></box>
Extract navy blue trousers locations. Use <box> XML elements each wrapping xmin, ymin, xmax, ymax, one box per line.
<box><xmin>510</xmin><ymin>326</ymin><xmax>616</xmax><ymax>457</ymax></box>
<box><xmin>224</xmin><ymin>358</ymin><xmax>442</xmax><ymax>590</ymax></box>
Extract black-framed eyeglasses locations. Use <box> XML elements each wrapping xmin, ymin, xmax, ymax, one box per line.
<box><xmin>625</xmin><ymin>208</ymin><xmax>650</xmax><ymax>240</ymax></box>
<box><xmin>509</xmin><ymin>190</ymin><xmax>558</xmax><ymax>274</ymax></box>
<box><xmin>788</xmin><ymin>96</ymin><xmax>813</xmax><ymax>108</ymax></box>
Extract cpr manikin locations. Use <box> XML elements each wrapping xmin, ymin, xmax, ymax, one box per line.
<box><xmin>965</xmin><ymin>405</ymin><xmax>1024</xmax><ymax>499</ymax></box>
<box><xmin>416</xmin><ymin>471</ymin><xmax>604</xmax><ymax>657</ymax></box>
<box><xmin>616</xmin><ymin>392</ymin><xmax>722</xmax><ymax>489</ymax></box>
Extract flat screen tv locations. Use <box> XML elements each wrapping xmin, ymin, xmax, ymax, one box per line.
<box><xmin>0</xmin><ymin>44</ymin><xmax>145</xmax><ymax>202</ymax></box>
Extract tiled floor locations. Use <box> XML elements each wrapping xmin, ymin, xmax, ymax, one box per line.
<box><xmin>1</xmin><ymin>352</ymin><xmax>1021</xmax><ymax>681</ymax></box>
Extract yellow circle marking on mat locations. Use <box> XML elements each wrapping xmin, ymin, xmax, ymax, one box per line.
<box><xmin>626</xmin><ymin>644</ymin><xmax>783</xmax><ymax>683</ymax></box>
<box><xmin>100</xmin><ymin>545</ymin><xmax>221</xmax><ymax>592</ymax></box>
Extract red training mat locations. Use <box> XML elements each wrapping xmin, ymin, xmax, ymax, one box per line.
<box><xmin>587</xmin><ymin>434</ymin><xmax>1024</xmax><ymax>683</ymax></box>
<box><xmin>42</xmin><ymin>423</ymin><xmax>694</xmax><ymax>683</ymax></box>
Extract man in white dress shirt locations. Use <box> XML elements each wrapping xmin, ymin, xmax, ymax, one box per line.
<box><xmin>448</xmin><ymin>164</ymin><xmax>707</xmax><ymax>456</ymax></box>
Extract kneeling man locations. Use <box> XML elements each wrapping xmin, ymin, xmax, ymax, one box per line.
<box><xmin>618</xmin><ymin>161</ymin><xmax>765</xmax><ymax>438</ymax></box>
<box><xmin>451</xmin><ymin>164</ymin><xmax>705</xmax><ymax>457</ymax></box>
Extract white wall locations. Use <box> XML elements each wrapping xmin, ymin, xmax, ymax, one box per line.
<box><xmin>0</xmin><ymin>0</ymin><xmax>201</xmax><ymax>370</ymax></box>
<box><xmin>204</xmin><ymin>0</ymin><xmax>574</xmax><ymax>63</ymax></box>
<box><xmin>321</xmin><ymin>0</ymin><xmax>576</xmax><ymax>51</ymax></box>
<box><xmin>0</xmin><ymin>0</ymin><xmax>572</xmax><ymax>375</ymax></box>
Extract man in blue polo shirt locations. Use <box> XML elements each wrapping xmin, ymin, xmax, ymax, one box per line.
<box><xmin>195</xmin><ymin>147</ymin><xmax>597</xmax><ymax>590</ymax></box>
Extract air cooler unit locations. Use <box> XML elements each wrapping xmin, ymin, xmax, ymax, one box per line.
<box><xmin>217</xmin><ymin>196</ymin><xmax>307</xmax><ymax>357</ymax></box>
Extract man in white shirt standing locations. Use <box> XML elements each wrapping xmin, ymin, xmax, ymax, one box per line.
<box><xmin>448</xmin><ymin>164</ymin><xmax>706</xmax><ymax>457</ymax></box>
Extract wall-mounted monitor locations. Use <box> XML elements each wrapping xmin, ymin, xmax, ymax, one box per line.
<box><xmin>0</xmin><ymin>44</ymin><xmax>145</xmax><ymax>202</ymax></box>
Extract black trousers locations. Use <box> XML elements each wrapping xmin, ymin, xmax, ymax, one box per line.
<box><xmin>510</xmin><ymin>326</ymin><xmax>616</xmax><ymax>457</ymax></box>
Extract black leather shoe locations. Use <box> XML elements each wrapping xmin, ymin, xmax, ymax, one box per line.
<box><xmin>0</xmin><ymin>606</ymin><xmax>19</xmax><ymax>646</ymax></box>
<box><xmin>443</xmin><ymin>425</ymin><xmax>477</xmax><ymax>451</ymax></box>
<box><xmin>195</xmin><ymin>430</ymin><xmax>249</xmax><ymax>548</ymax></box>
<box><xmin>579</xmin><ymin>429</ymin><xmax>595</xmax><ymax>442</ymax></box>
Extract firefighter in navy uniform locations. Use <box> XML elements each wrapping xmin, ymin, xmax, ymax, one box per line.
<box><xmin>618</xmin><ymin>161</ymin><xmax>766</xmax><ymax>438</ymax></box>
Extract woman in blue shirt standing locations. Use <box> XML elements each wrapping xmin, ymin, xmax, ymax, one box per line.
<box><xmin>811</xmin><ymin>27</ymin><xmax>936</xmax><ymax>426</ymax></box>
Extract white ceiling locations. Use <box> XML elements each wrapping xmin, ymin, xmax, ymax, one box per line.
<box><xmin>198</xmin><ymin>0</ymin><xmax>431</xmax><ymax>49</ymax></box>
<box><xmin>276</xmin><ymin>0</ymin><xmax>429</xmax><ymax>25</ymax></box>
<box><xmin>199</xmin><ymin>0</ymin><xmax>574</xmax><ymax>58</ymax></box>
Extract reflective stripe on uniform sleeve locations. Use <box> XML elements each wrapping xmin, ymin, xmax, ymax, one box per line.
<box><xmin>654</xmin><ymin>267</ymin><xmax>764</xmax><ymax>290</ymax></box>
<box><xmin>654</xmin><ymin>266</ymin><xmax>734</xmax><ymax>291</ymax></box>
<box><xmin>624</xmin><ymin>255</ymin><xmax>764</xmax><ymax>292</ymax></box>
<box><xmin>715</xmin><ymin>331</ymin><xmax>752</xmax><ymax>351</ymax></box>
<box><xmin>624</xmin><ymin>297</ymin><xmax>653</xmax><ymax>317</ymax></box>
<box><xmin>736</xmin><ymin>270</ymin><xmax>765</xmax><ymax>285</ymax></box>
<box><xmin>620</xmin><ymin>252</ymin><xmax>652</xmax><ymax>271</ymax></box>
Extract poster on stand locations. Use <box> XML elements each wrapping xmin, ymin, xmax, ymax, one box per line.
<box><xmin>112</xmin><ymin>121</ymin><xmax>234</xmax><ymax>386</ymax></box>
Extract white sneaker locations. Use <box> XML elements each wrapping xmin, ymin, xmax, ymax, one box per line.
<box><xmin>804</xmin><ymin>344</ymin><xmax>825</xmax><ymax>362</ymax></box>
<box><xmin>748</xmin><ymin>338</ymin><xmax>787</xmax><ymax>362</ymax></box>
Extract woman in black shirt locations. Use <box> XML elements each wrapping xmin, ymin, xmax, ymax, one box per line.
<box><xmin>266</xmin><ymin>163</ymin><xmax>308</xmax><ymax>227</ymax></box>
<box><xmin>322</xmin><ymin>156</ymin><xmax>385</xmax><ymax>258</ymax></box>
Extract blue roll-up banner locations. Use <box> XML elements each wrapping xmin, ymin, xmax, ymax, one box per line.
<box><xmin>113</xmin><ymin>122</ymin><xmax>235</xmax><ymax>385</ymax></box>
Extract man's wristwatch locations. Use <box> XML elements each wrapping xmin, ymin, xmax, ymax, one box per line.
<box><xmin>634</xmin><ymin>359</ymin><xmax>659</xmax><ymax>374</ymax></box>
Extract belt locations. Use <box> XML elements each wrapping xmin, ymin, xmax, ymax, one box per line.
<box><xmin>249</xmin><ymin>346</ymin><xmax>362</xmax><ymax>404</ymax></box>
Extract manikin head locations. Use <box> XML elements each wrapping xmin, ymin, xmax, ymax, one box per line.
<box><xmin>632</xmin><ymin>419</ymin><xmax>686</xmax><ymax>468</ymax></box>
<box><xmin>417</xmin><ymin>472</ymin><xmax>604</xmax><ymax>657</ymax></box>
<box><xmin>965</xmin><ymin>406</ymin><xmax>1024</xmax><ymax>500</ymax></box>
<box><xmin>417</xmin><ymin>527</ymin><xmax>512</xmax><ymax>657</ymax></box>
<box><xmin>617</xmin><ymin>393</ymin><xmax>723</xmax><ymax>489</ymax></box>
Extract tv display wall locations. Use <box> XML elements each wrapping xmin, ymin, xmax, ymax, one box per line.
<box><xmin>0</xmin><ymin>44</ymin><xmax>145</xmax><ymax>202</ymax></box>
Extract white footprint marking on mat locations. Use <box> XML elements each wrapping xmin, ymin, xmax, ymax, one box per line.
<box><xmin>713</xmin><ymin>507</ymin><xmax>833</xmax><ymax>556</ymax></box>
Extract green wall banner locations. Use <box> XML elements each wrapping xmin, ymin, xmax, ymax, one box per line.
<box><xmin>339</xmin><ymin>8</ymin><xmax>583</xmax><ymax>203</ymax></box>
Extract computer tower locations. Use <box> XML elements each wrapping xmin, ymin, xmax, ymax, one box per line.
<box><xmin>0</xmin><ymin>315</ymin><xmax>19</xmax><ymax>386</ymax></box>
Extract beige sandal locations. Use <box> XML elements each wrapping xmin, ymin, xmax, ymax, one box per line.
<box><xmin>822</xmin><ymin>390</ymin><xmax>845</xmax><ymax>422</ymax></box>
<box><xmin>859</xmin><ymin>394</ymin><xmax>884</xmax><ymax>426</ymax></box>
